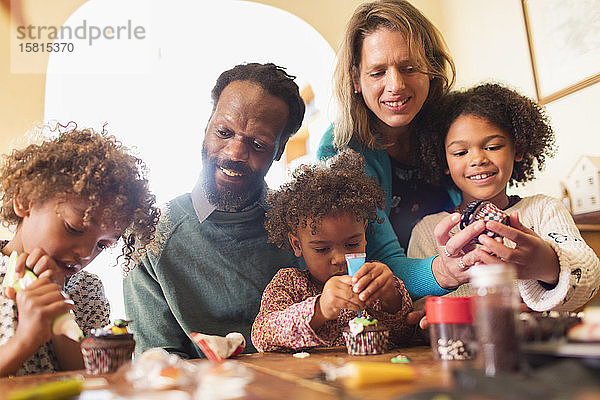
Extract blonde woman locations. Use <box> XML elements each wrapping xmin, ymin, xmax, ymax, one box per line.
<box><xmin>318</xmin><ymin>0</ymin><xmax>500</xmax><ymax>299</ymax></box>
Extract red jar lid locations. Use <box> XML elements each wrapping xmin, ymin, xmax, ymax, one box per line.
<box><xmin>425</xmin><ymin>296</ymin><xmax>473</xmax><ymax>324</ymax></box>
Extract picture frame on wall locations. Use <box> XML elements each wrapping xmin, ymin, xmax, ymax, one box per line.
<box><xmin>522</xmin><ymin>0</ymin><xmax>600</xmax><ymax>105</ymax></box>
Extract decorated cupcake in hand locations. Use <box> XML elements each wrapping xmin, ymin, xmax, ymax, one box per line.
<box><xmin>80</xmin><ymin>319</ymin><xmax>136</xmax><ymax>374</ymax></box>
<box><xmin>460</xmin><ymin>200</ymin><xmax>510</xmax><ymax>244</ymax></box>
<box><xmin>342</xmin><ymin>314</ymin><xmax>389</xmax><ymax>355</ymax></box>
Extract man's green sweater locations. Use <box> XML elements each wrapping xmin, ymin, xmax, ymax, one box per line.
<box><xmin>123</xmin><ymin>193</ymin><xmax>299</xmax><ymax>358</ymax></box>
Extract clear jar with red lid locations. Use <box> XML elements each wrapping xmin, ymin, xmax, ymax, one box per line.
<box><xmin>425</xmin><ymin>296</ymin><xmax>475</xmax><ymax>361</ymax></box>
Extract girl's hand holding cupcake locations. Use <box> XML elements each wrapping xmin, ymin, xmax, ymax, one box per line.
<box><xmin>480</xmin><ymin>212</ymin><xmax>560</xmax><ymax>285</ymax></box>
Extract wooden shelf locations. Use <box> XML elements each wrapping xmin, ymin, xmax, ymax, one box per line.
<box><xmin>577</xmin><ymin>224</ymin><xmax>600</xmax><ymax>232</ymax></box>
<box><xmin>573</xmin><ymin>211</ymin><xmax>600</xmax><ymax>225</ymax></box>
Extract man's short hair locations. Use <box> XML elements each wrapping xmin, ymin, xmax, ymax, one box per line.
<box><xmin>211</xmin><ymin>63</ymin><xmax>306</xmax><ymax>157</ymax></box>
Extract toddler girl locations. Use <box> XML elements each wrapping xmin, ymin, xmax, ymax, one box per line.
<box><xmin>0</xmin><ymin>125</ymin><xmax>159</xmax><ymax>376</ymax></box>
<box><xmin>251</xmin><ymin>150</ymin><xmax>413</xmax><ymax>351</ymax></box>
<box><xmin>408</xmin><ymin>84</ymin><xmax>600</xmax><ymax>311</ymax></box>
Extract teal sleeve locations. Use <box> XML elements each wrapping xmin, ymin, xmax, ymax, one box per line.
<box><xmin>317</xmin><ymin>124</ymin><xmax>450</xmax><ymax>299</ymax></box>
<box><xmin>123</xmin><ymin>254</ymin><xmax>198</xmax><ymax>359</ymax></box>
<box><xmin>316</xmin><ymin>125</ymin><xmax>337</xmax><ymax>160</ymax></box>
<box><xmin>367</xmin><ymin>207</ymin><xmax>450</xmax><ymax>299</ymax></box>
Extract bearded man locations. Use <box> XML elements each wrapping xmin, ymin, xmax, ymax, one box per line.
<box><xmin>124</xmin><ymin>63</ymin><xmax>305</xmax><ymax>358</ymax></box>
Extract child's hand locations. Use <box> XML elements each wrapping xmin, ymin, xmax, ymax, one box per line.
<box><xmin>351</xmin><ymin>261</ymin><xmax>403</xmax><ymax>313</ymax></box>
<box><xmin>318</xmin><ymin>275</ymin><xmax>365</xmax><ymax>320</ymax></box>
<box><xmin>16</xmin><ymin>249</ymin><xmax>65</xmax><ymax>288</ymax></box>
<box><xmin>406</xmin><ymin>295</ymin><xmax>428</xmax><ymax>330</ymax></box>
<box><xmin>13</xmin><ymin>277</ymin><xmax>74</xmax><ymax>351</ymax></box>
<box><xmin>482</xmin><ymin>212</ymin><xmax>560</xmax><ymax>285</ymax></box>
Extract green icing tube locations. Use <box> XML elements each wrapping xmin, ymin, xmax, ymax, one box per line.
<box><xmin>1</xmin><ymin>251</ymin><xmax>84</xmax><ymax>342</ymax></box>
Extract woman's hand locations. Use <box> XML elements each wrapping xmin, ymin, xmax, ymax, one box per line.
<box><xmin>351</xmin><ymin>261</ymin><xmax>403</xmax><ymax>313</ymax></box>
<box><xmin>13</xmin><ymin>277</ymin><xmax>73</xmax><ymax>350</ymax></box>
<box><xmin>482</xmin><ymin>212</ymin><xmax>560</xmax><ymax>285</ymax></box>
<box><xmin>432</xmin><ymin>212</ymin><xmax>505</xmax><ymax>289</ymax></box>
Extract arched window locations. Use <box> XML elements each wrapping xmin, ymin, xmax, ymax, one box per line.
<box><xmin>44</xmin><ymin>0</ymin><xmax>335</xmax><ymax>319</ymax></box>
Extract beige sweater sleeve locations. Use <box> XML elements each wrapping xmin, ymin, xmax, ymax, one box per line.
<box><xmin>407</xmin><ymin>213</ymin><xmax>448</xmax><ymax>259</ymax></box>
<box><xmin>516</xmin><ymin>195</ymin><xmax>600</xmax><ymax>311</ymax></box>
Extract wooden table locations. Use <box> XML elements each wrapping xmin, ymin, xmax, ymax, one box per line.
<box><xmin>0</xmin><ymin>346</ymin><xmax>456</xmax><ymax>399</ymax></box>
<box><xmin>238</xmin><ymin>346</ymin><xmax>453</xmax><ymax>399</ymax></box>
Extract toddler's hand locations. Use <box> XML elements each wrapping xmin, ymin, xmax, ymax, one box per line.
<box><xmin>318</xmin><ymin>275</ymin><xmax>365</xmax><ymax>320</ymax></box>
<box><xmin>14</xmin><ymin>277</ymin><xmax>73</xmax><ymax>350</ymax></box>
<box><xmin>406</xmin><ymin>296</ymin><xmax>428</xmax><ymax>327</ymax></box>
<box><xmin>350</xmin><ymin>261</ymin><xmax>402</xmax><ymax>313</ymax></box>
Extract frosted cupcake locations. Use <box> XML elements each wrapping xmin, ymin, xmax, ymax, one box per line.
<box><xmin>342</xmin><ymin>316</ymin><xmax>389</xmax><ymax>355</ymax></box>
<box><xmin>80</xmin><ymin>319</ymin><xmax>135</xmax><ymax>374</ymax></box>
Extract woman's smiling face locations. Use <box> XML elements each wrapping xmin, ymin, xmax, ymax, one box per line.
<box><xmin>353</xmin><ymin>27</ymin><xmax>431</xmax><ymax>136</ymax></box>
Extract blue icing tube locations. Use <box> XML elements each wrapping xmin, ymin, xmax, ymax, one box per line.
<box><xmin>345</xmin><ymin>253</ymin><xmax>366</xmax><ymax>276</ymax></box>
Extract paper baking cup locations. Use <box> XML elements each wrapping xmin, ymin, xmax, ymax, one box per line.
<box><xmin>342</xmin><ymin>330</ymin><xmax>389</xmax><ymax>355</ymax></box>
<box><xmin>80</xmin><ymin>339</ymin><xmax>135</xmax><ymax>374</ymax></box>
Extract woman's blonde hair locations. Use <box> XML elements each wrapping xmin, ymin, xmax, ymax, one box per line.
<box><xmin>333</xmin><ymin>0</ymin><xmax>455</xmax><ymax>149</ymax></box>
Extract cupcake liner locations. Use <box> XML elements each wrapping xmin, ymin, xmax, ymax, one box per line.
<box><xmin>81</xmin><ymin>339</ymin><xmax>135</xmax><ymax>374</ymax></box>
<box><xmin>460</xmin><ymin>200</ymin><xmax>509</xmax><ymax>243</ymax></box>
<box><xmin>342</xmin><ymin>329</ymin><xmax>389</xmax><ymax>355</ymax></box>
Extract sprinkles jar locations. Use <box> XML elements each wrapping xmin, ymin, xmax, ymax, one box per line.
<box><xmin>469</xmin><ymin>264</ymin><xmax>520</xmax><ymax>376</ymax></box>
<box><xmin>425</xmin><ymin>297</ymin><xmax>475</xmax><ymax>361</ymax></box>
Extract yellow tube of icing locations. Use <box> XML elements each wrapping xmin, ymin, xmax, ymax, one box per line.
<box><xmin>7</xmin><ymin>377</ymin><xmax>83</xmax><ymax>400</ymax></box>
<box><xmin>342</xmin><ymin>362</ymin><xmax>416</xmax><ymax>389</ymax></box>
<box><xmin>1</xmin><ymin>251</ymin><xmax>84</xmax><ymax>342</ymax></box>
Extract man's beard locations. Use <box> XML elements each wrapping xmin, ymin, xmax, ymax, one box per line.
<box><xmin>201</xmin><ymin>148</ymin><xmax>265</xmax><ymax>211</ymax></box>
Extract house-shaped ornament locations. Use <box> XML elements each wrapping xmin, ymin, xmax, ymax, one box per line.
<box><xmin>565</xmin><ymin>155</ymin><xmax>600</xmax><ymax>215</ymax></box>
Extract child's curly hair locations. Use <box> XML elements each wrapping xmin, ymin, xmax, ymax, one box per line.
<box><xmin>265</xmin><ymin>149</ymin><xmax>384</xmax><ymax>249</ymax></box>
<box><xmin>0</xmin><ymin>125</ymin><xmax>160</xmax><ymax>273</ymax></box>
<box><xmin>418</xmin><ymin>83</ymin><xmax>556</xmax><ymax>188</ymax></box>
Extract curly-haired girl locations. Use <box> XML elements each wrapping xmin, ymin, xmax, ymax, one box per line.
<box><xmin>408</xmin><ymin>84</ymin><xmax>600</xmax><ymax>312</ymax></box>
<box><xmin>0</xmin><ymin>125</ymin><xmax>159</xmax><ymax>376</ymax></box>
<box><xmin>251</xmin><ymin>150</ymin><xmax>413</xmax><ymax>352</ymax></box>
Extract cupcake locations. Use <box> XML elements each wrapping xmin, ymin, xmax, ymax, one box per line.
<box><xmin>80</xmin><ymin>319</ymin><xmax>136</xmax><ymax>374</ymax></box>
<box><xmin>342</xmin><ymin>315</ymin><xmax>389</xmax><ymax>355</ymax></box>
<box><xmin>460</xmin><ymin>200</ymin><xmax>510</xmax><ymax>243</ymax></box>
